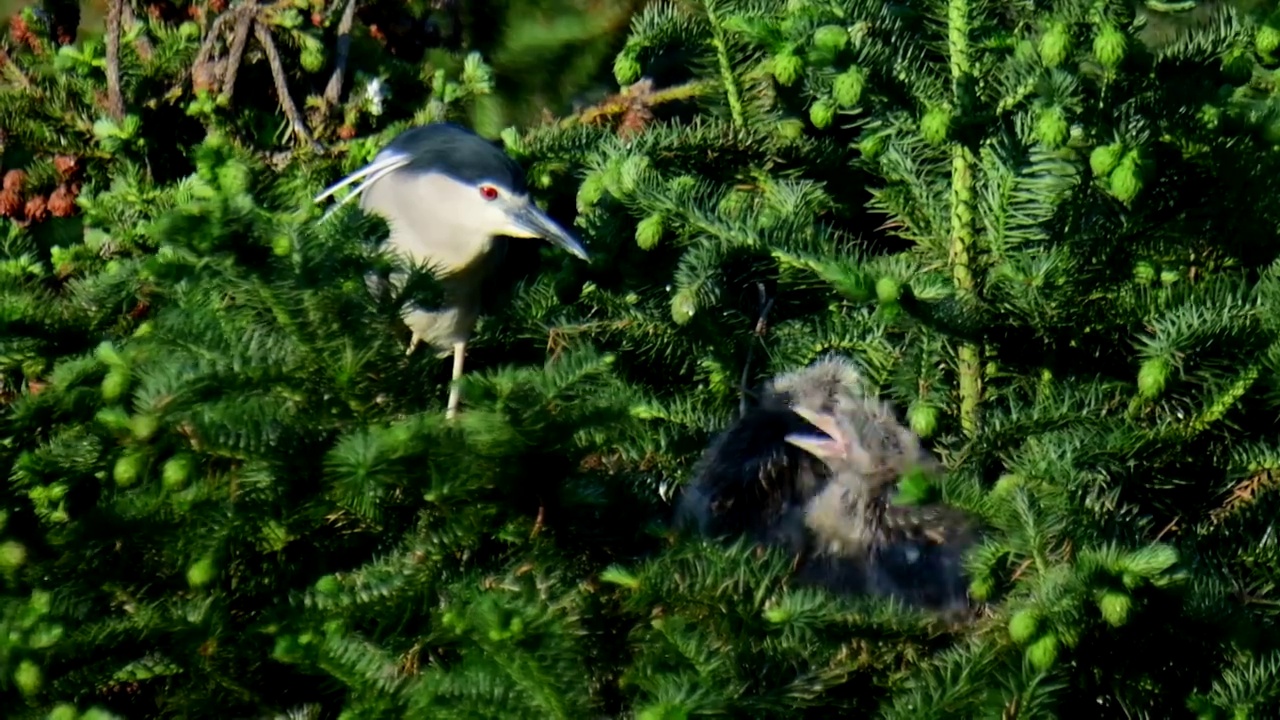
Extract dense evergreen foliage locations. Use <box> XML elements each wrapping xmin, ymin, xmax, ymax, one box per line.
<box><xmin>4</xmin><ymin>0</ymin><xmax>1280</xmax><ymax>717</ymax></box>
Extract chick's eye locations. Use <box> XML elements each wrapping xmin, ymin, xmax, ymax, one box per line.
<box><xmin>479</xmin><ymin>185</ymin><xmax>499</xmax><ymax>201</ymax></box>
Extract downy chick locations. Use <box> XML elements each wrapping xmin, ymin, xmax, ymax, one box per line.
<box><xmin>784</xmin><ymin>402</ymin><xmax>977</xmax><ymax>612</ymax></box>
<box><xmin>676</xmin><ymin>354</ymin><xmax>976</xmax><ymax>611</ymax></box>
<box><xmin>674</xmin><ymin>355</ymin><xmax>880</xmax><ymax>556</ymax></box>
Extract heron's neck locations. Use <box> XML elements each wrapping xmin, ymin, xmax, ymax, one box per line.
<box><xmin>384</xmin><ymin>222</ymin><xmax>498</xmax><ymax>276</ymax></box>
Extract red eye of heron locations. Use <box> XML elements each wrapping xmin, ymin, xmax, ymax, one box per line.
<box><xmin>479</xmin><ymin>185</ymin><xmax>499</xmax><ymax>201</ymax></box>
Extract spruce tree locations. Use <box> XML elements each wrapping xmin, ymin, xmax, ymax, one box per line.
<box><xmin>553</xmin><ymin>0</ymin><xmax>1280</xmax><ymax>715</ymax></box>
<box><xmin>4</xmin><ymin>0</ymin><xmax>1280</xmax><ymax>719</ymax></box>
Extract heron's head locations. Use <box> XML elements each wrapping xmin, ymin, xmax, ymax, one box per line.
<box><xmin>316</xmin><ymin>123</ymin><xmax>589</xmax><ymax>261</ymax></box>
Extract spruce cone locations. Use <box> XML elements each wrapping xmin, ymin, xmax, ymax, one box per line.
<box><xmin>192</xmin><ymin>61</ymin><xmax>220</xmax><ymax>94</ymax></box>
<box><xmin>9</xmin><ymin>15</ymin><xmax>32</xmax><ymax>47</ymax></box>
<box><xmin>10</xmin><ymin>15</ymin><xmax>43</xmax><ymax>54</ymax></box>
<box><xmin>48</xmin><ymin>185</ymin><xmax>76</xmax><ymax>217</ymax></box>
<box><xmin>3</xmin><ymin>169</ymin><xmax>27</xmax><ymax>192</ymax></box>
<box><xmin>209</xmin><ymin>0</ymin><xmax>227</xmax><ymax>12</ymax></box>
<box><xmin>338</xmin><ymin>125</ymin><xmax>357</xmax><ymax>140</ymax></box>
<box><xmin>23</xmin><ymin>195</ymin><xmax>48</xmax><ymax>223</ymax></box>
<box><xmin>54</xmin><ymin>155</ymin><xmax>79</xmax><ymax>178</ymax></box>
<box><xmin>0</xmin><ymin>189</ymin><xmax>22</xmax><ymax>217</ymax></box>
<box><xmin>311</xmin><ymin>12</ymin><xmax>324</xmax><ymax>27</ymax></box>
<box><xmin>619</xmin><ymin>106</ymin><xmax>654</xmax><ymax>139</ymax></box>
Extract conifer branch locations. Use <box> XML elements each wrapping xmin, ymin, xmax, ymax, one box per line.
<box><xmin>1168</xmin><ymin>362</ymin><xmax>1262</xmax><ymax>441</ymax></box>
<box><xmin>703</xmin><ymin>0</ymin><xmax>744</xmax><ymax>129</ymax></box>
<box><xmin>946</xmin><ymin>0</ymin><xmax>981</xmax><ymax>438</ymax></box>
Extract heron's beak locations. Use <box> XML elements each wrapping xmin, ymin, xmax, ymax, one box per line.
<box><xmin>501</xmin><ymin>200</ymin><xmax>589</xmax><ymax>261</ymax></box>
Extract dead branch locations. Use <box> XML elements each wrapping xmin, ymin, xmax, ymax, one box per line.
<box><xmin>220</xmin><ymin>8</ymin><xmax>257</xmax><ymax>104</ymax></box>
<box><xmin>193</xmin><ymin>10</ymin><xmax>236</xmax><ymax>70</ymax></box>
<box><xmin>166</xmin><ymin>9</ymin><xmax>239</xmax><ymax>100</ymax></box>
<box><xmin>121</xmin><ymin>4</ymin><xmax>155</xmax><ymax>60</ymax></box>
<box><xmin>558</xmin><ymin>78</ymin><xmax>715</xmax><ymax>134</ymax></box>
<box><xmin>104</xmin><ymin>0</ymin><xmax>125</xmax><ymax>121</ymax></box>
<box><xmin>253</xmin><ymin>21</ymin><xmax>320</xmax><ymax>150</ymax></box>
<box><xmin>322</xmin><ymin>0</ymin><xmax>360</xmax><ymax>111</ymax></box>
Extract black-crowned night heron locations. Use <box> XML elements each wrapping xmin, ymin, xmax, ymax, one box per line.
<box><xmin>315</xmin><ymin>122</ymin><xmax>589</xmax><ymax>418</ymax></box>
<box><xmin>677</xmin><ymin>355</ymin><xmax>976</xmax><ymax>612</ymax></box>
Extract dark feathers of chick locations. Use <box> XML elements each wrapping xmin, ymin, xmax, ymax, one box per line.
<box><xmin>875</xmin><ymin>503</ymin><xmax>976</xmax><ymax>611</ymax></box>
<box><xmin>673</xmin><ymin>362</ymin><xmax>849</xmax><ymax>556</ymax></box>
<box><xmin>676</xmin><ymin>355</ymin><xmax>978</xmax><ymax>613</ymax></box>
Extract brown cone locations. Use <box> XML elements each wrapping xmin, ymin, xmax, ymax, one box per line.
<box><xmin>54</xmin><ymin>155</ymin><xmax>80</xmax><ymax>178</ymax></box>
<box><xmin>0</xmin><ymin>189</ymin><xmax>21</xmax><ymax>217</ymax></box>
<box><xmin>49</xmin><ymin>185</ymin><xmax>77</xmax><ymax>217</ymax></box>
<box><xmin>3</xmin><ymin>169</ymin><xmax>27</xmax><ymax>192</ymax></box>
<box><xmin>24</xmin><ymin>195</ymin><xmax>49</xmax><ymax>223</ymax></box>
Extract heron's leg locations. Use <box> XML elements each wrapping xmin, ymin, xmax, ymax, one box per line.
<box><xmin>401</xmin><ymin>306</ymin><xmax>437</xmax><ymax>356</ymax></box>
<box><xmin>446</xmin><ymin>340</ymin><xmax>466</xmax><ymax>420</ymax></box>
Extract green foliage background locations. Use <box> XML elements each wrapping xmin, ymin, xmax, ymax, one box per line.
<box><xmin>3</xmin><ymin>0</ymin><xmax>1280</xmax><ymax>718</ymax></box>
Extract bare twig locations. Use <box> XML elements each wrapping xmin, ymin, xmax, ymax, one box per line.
<box><xmin>322</xmin><ymin>0</ymin><xmax>359</xmax><ymax>111</ymax></box>
<box><xmin>738</xmin><ymin>282</ymin><xmax>776</xmax><ymax>416</ymax></box>
<box><xmin>220</xmin><ymin>8</ymin><xmax>257</xmax><ymax>104</ymax></box>
<box><xmin>194</xmin><ymin>11</ymin><xmax>236</xmax><ymax>67</ymax></box>
<box><xmin>558</xmin><ymin>78</ymin><xmax>715</xmax><ymax>131</ymax></box>
<box><xmin>121</xmin><ymin>4</ymin><xmax>154</xmax><ymax>60</ymax></box>
<box><xmin>1154</xmin><ymin>515</ymin><xmax>1180</xmax><ymax>542</ymax></box>
<box><xmin>530</xmin><ymin>502</ymin><xmax>545</xmax><ymax>538</ymax></box>
<box><xmin>253</xmin><ymin>21</ymin><xmax>321</xmax><ymax>150</ymax></box>
<box><xmin>104</xmin><ymin>0</ymin><xmax>125</xmax><ymax>120</ymax></box>
<box><xmin>167</xmin><ymin>10</ymin><xmax>238</xmax><ymax>99</ymax></box>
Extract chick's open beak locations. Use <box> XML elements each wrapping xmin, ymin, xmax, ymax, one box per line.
<box><xmin>784</xmin><ymin>407</ymin><xmax>848</xmax><ymax>462</ymax></box>
<box><xmin>502</xmin><ymin>199</ymin><xmax>589</xmax><ymax>261</ymax></box>
<box><xmin>791</xmin><ymin>406</ymin><xmax>845</xmax><ymax>444</ymax></box>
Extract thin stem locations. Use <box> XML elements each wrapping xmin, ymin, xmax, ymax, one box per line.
<box><xmin>739</xmin><ymin>282</ymin><xmax>775</xmax><ymax>416</ymax></box>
